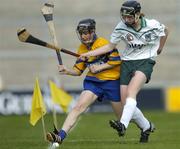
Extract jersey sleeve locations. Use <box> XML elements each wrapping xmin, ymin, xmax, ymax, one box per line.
<box><xmin>110</xmin><ymin>22</ymin><xmax>124</xmax><ymax>44</ymax></box>
<box><xmin>151</xmin><ymin>19</ymin><xmax>166</xmax><ymax>37</ymax></box>
<box><xmin>107</xmin><ymin>49</ymin><xmax>121</xmax><ymax>65</ymax></box>
<box><xmin>73</xmin><ymin>59</ymin><xmax>86</xmax><ymax>74</ymax></box>
<box><xmin>72</xmin><ymin>45</ymin><xmax>87</xmax><ymax>74</ymax></box>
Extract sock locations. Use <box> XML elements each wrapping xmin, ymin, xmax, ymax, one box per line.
<box><xmin>131</xmin><ymin>107</ymin><xmax>150</xmax><ymax>131</ymax></box>
<box><xmin>120</xmin><ymin>97</ymin><xmax>137</xmax><ymax>128</ymax></box>
<box><xmin>58</xmin><ymin>129</ymin><xmax>67</xmax><ymax>141</ymax></box>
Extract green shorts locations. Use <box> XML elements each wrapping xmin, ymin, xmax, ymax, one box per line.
<box><xmin>120</xmin><ymin>58</ymin><xmax>156</xmax><ymax>85</ymax></box>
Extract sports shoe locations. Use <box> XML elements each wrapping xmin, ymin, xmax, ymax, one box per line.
<box><xmin>109</xmin><ymin>120</ymin><xmax>126</xmax><ymax>136</ymax></box>
<box><xmin>46</xmin><ymin>125</ymin><xmax>62</xmax><ymax>144</ymax></box>
<box><xmin>139</xmin><ymin>122</ymin><xmax>155</xmax><ymax>143</ymax></box>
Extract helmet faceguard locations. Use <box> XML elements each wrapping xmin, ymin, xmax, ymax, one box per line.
<box><xmin>120</xmin><ymin>1</ymin><xmax>141</xmax><ymax>26</ymax></box>
<box><xmin>76</xmin><ymin>19</ymin><xmax>97</xmax><ymax>45</ymax></box>
<box><xmin>121</xmin><ymin>6</ymin><xmax>136</xmax><ymax>16</ymax></box>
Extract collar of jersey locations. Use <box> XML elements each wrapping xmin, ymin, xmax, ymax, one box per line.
<box><xmin>132</xmin><ymin>17</ymin><xmax>146</xmax><ymax>32</ymax></box>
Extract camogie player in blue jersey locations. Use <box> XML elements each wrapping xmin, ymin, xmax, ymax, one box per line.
<box><xmin>80</xmin><ymin>0</ymin><xmax>168</xmax><ymax>143</ymax></box>
<box><xmin>46</xmin><ymin>18</ymin><xmax>122</xmax><ymax>145</ymax></box>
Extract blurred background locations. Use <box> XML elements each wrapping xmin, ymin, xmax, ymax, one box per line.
<box><xmin>0</xmin><ymin>0</ymin><xmax>180</xmax><ymax>114</ymax></box>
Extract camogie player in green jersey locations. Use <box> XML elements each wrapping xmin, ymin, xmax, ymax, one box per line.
<box><xmin>80</xmin><ymin>0</ymin><xmax>168</xmax><ymax>143</ymax></box>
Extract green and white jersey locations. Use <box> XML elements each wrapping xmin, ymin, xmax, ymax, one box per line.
<box><xmin>110</xmin><ymin>17</ymin><xmax>166</xmax><ymax>60</ymax></box>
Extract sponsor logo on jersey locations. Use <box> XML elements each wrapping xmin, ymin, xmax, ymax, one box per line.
<box><xmin>128</xmin><ymin>43</ymin><xmax>145</xmax><ymax>49</ymax></box>
<box><xmin>143</xmin><ymin>31</ymin><xmax>158</xmax><ymax>42</ymax></box>
<box><xmin>126</xmin><ymin>33</ymin><xmax>134</xmax><ymax>41</ymax></box>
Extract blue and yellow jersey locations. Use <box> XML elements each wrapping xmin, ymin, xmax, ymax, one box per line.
<box><xmin>73</xmin><ymin>37</ymin><xmax>121</xmax><ymax>81</ymax></box>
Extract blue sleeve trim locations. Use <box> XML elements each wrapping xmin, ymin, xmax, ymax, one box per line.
<box><xmin>109</xmin><ymin>56</ymin><xmax>121</xmax><ymax>61</ymax></box>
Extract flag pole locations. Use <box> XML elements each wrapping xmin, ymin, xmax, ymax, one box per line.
<box><xmin>41</xmin><ymin>114</ymin><xmax>47</xmax><ymax>141</ymax></box>
<box><xmin>52</xmin><ymin>104</ymin><xmax>58</xmax><ymax>128</ymax></box>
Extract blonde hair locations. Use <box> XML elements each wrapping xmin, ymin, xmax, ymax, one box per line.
<box><xmin>140</xmin><ymin>13</ymin><xmax>145</xmax><ymax>17</ymax></box>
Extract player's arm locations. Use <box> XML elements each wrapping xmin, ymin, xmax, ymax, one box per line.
<box><xmin>79</xmin><ymin>43</ymin><xmax>117</xmax><ymax>59</ymax></box>
<box><xmin>58</xmin><ymin>47</ymin><xmax>86</xmax><ymax>76</ymax></box>
<box><xmin>58</xmin><ymin>65</ymin><xmax>81</xmax><ymax>76</ymax></box>
<box><xmin>89</xmin><ymin>49</ymin><xmax>121</xmax><ymax>73</ymax></box>
<box><xmin>88</xmin><ymin>63</ymin><xmax>115</xmax><ymax>74</ymax></box>
<box><xmin>157</xmin><ymin>27</ymin><xmax>169</xmax><ymax>55</ymax></box>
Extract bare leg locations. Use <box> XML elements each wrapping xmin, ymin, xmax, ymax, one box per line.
<box><xmin>110</xmin><ymin>84</ymin><xmax>128</xmax><ymax>120</ymax></box>
<box><xmin>127</xmin><ymin>71</ymin><xmax>146</xmax><ymax>98</ymax></box>
<box><xmin>111</xmin><ymin>101</ymin><xmax>122</xmax><ymax>119</ymax></box>
<box><xmin>120</xmin><ymin>85</ymin><xmax>128</xmax><ymax>106</ymax></box>
<box><xmin>61</xmin><ymin>90</ymin><xmax>97</xmax><ymax>133</ymax></box>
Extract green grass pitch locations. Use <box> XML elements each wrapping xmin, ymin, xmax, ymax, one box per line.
<box><xmin>0</xmin><ymin>111</ymin><xmax>180</xmax><ymax>149</ymax></box>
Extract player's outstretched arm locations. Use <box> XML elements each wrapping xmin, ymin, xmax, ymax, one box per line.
<box><xmin>79</xmin><ymin>43</ymin><xmax>117</xmax><ymax>59</ymax></box>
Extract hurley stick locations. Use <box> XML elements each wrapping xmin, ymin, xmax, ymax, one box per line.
<box><xmin>17</xmin><ymin>28</ymin><xmax>79</xmax><ymax>57</ymax></box>
<box><xmin>41</xmin><ymin>1</ymin><xmax>63</xmax><ymax>65</ymax></box>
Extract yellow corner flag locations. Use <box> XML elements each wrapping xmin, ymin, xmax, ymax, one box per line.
<box><xmin>49</xmin><ymin>80</ymin><xmax>72</xmax><ymax>113</ymax></box>
<box><xmin>30</xmin><ymin>78</ymin><xmax>46</xmax><ymax>126</ymax></box>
